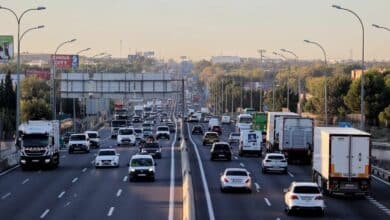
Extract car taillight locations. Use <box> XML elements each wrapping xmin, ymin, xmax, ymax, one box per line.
<box><xmin>245</xmin><ymin>178</ymin><xmax>250</xmax><ymax>183</ymax></box>
<box><xmin>315</xmin><ymin>195</ymin><xmax>323</xmax><ymax>200</ymax></box>
<box><xmin>265</xmin><ymin>160</ymin><xmax>272</xmax><ymax>162</ymax></box>
<box><xmin>290</xmin><ymin>195</ymin><xmax>298</xmax><ymax>200</ymax></box>
<box><xmin>224</xmin><ymin>177</ymin><xmax>229</xmax><ymax>183</ymax></box>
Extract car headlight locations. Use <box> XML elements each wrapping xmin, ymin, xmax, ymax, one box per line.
<box><xmin>156</xmin><ymin>148</ymin><xmax>161</xmax><ymax>152</ymax></box>
<box><xmin>130</xmin><ymin>168</ymin><xmax>136</xmax><ymax>172</ymax></box>
<box><xmin>148</xmin><ymin>168</ymin><xmax>154</xmax><ymax>172</ymax></box>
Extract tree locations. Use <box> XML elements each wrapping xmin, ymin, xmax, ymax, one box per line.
<box><xmin>264</xmin><ymin>84</ymin><xmax>298</xmax><ymax>112</ymax></box>
<box><xmin>327</xmin><ymin>75</ymin><xmax>352</xmax><ymax>117</ymax></box>
<box><xmin>379</xmin><ymin>105</ymin><xmax>390</xmax><ymax>127</ymax></box>
<box><xmin>21</xmin><ymin>98</ymin><xmax>51</xmax><ymax>121</ymax></box>
<box><xmin>344</xmin><ymin>71</ymin><xmax>390</xmax><ymax>125</ymax></box>
<box><xmin>4</xmin><ymin>71</ymin><xmax>16</xmax><ymax>111</ymax></box>
<box><xmin>21</xmin><ymin>76</ymin><xmax>51</xmax><ymax>122</ymax></box>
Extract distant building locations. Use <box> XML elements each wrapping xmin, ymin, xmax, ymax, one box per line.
<box><xmin>211</xmin><ymin>56</ymin><xmax>241</xmax><ymax>64</ymax></box>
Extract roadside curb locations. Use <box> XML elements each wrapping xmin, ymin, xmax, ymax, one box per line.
<box><xmin>180</xmin><ymin>120</ymin><xmax>196</xmax><ymax>220</ymax></box>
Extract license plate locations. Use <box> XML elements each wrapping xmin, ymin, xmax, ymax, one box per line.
<box><xmin>232</xmin><ymin>179</ymin><xmax>241</xmax><ymax>183</ymax></box>
<box><xmin>32</xmin><ymin>159</ymin><xmax>39</xmax><ymax>163</ymax></box>
<box><xmin>138</xmin><ymin>174</ymin><xmax>146</xmax><ymax>177</ymax></box>
<box><xmin>218</xmin><ymin>154</ymin><xmax>225</xmax><ymax>157</ymax></box>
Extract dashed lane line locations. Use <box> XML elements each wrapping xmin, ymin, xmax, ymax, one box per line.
<box><xmin>233</xmin><ymin>156</ymin><xmax>238</xmax><ymax>160</ymax></box>
<box><xmin>287</xmin><ymin>172</ymin><xmax>294</xmax><ymax>178</ymax></box>
<box><xmin>254</xmin><ymin>183</ymin><xmax>261</xmax><ymax>192</ymax></box>
<box><xmin>40</xmin><ymin>209</ymin><xmax>50</xmax><ymax>219</ymax></box>
<box><xmin>264</xmin><ymin>198</ymin><xmax>272</xmax><ymax>207</ymax></box>
<box><xmin>58</xmin><ymin>191</ymin><xmax>66</xmax><ymax>199</ymax></box>
<box><xmin>22</xmin><ymin>178</ymin><xmax>29</xmax><ymax>184</ymax></box>
<box><xmin>82</xmin><ymin>168</ymin><xmax>87</xmax><ymax>173</ymax></box>
<box><xmin>1</xmin><ymin>192</ymin><xmax>11</xmax><ymax>200</ymax></box>
<box><xmin>372</xmin><ymin>175</ymin><xmax>390</xmax><ymax>186</ymax></box>
<box><xmin>116</xmin><ymin>189</ymin><xmax>122</xmax><ymax>197</ymax></box>
<box><xmin>123</xmin><ymin>175</ymin><xmax>128</xmax><ymax>182</ymax></box>
<box><xmin>107</xmin><ymin>207</ymin><xmax>115</xmax><ymax>217</ymax></box>
<box><xmin>239</xmin><ymin>163</ymin><xmax>245</xmax><ymax>168</ymax></box>
<box><xmin>0</xmin><ymin>165</ymin><xmax>20</xmax><ymax>177</ymax></box>
<box><xmin>366</xmin><ymin>196</ymin><xmax>390</xmax><ymax>216</ymax></box>
<box><xmin>72</xmin><ymin>177</ymin><xmax>78</xmax><ymax>183</ymax></box>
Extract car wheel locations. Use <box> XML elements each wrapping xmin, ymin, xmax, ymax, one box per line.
<box><xmin>220</xmin><ymin>187</ymin><xmax>226</xmax><ymax>193</ymax></box>
<box><xmin>238</xmin><ymin>150</ymin><xmax>243</xmax><ymax>157</ymax></box>
<box><xmin>150</xmin><ymin>176</ymin><xmax>155</xmax><ymax>182</ymax></box>
<box><xmin>210</xmin><ymin>156</ymin><xmax>214</xmax><ymax>161</ymax></box>
<box><xmin>247</xmin><ymin>188</ymin><xmax>252</xmax><ymax>193</ymax></box>
<box><xmin>21</xmin><ymin>164</ymin><xmax>28</xmax><ymax>171</ymax></box>
<box><xmin>68</xmin><ymin>149</ymin><xmax>73</xmax><ymax>154</ymax></box>
<box><xmin>283</xmin><ymin>168</ymin><xmax>288</xmax><ymax>174</ymax></box>
<box><xmin>285</xmin><ymin>208</ymin><xmax>292</xmax><ymax>216</ymax></box>
<box><xmin>203</xmin><ymin>142</ymin><xmax>206</xmax><ymax>146</ymax></box>
<box><xmin>319</xmin><ymin>210</ymin><xmax>325</xmax><ymax>217</ymax></box>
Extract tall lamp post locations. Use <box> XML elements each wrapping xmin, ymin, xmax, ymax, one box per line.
<box><xmin>332</xmin><ymin>4</ymin><xmax>365</xmax><ymax>130</ymax></box>
<box><xmin>0</xmin><ymin>5</ymin><xmax>46</xmax><ymax>138</ymax></box>
<box><xmin>257</xmin><ymin>49</ymin><xmax>266</xmax><ymax>112</ymax></box>
<box><xmin>52</xmin><ymin>39</ymin><xmax>77</xmax><ymax>120</ymax></box>
<box><xmin>304</xmin><ymin>39</ymin><xmax>328</xmax><ymax>126</ymax></box>
<box><xmin>372</xmin><ymin>24</ymin><xmax>390</xmax><ymax>32</ymax></box>
<box><xmin>280</xmin><ymin>48</ymin><xmax>301</xmax><ymax>115</ymax></box>
<box><xmin>273</xmin><ymin>51</ymin><xmax>290</xmax><ymax>111</ymax></box>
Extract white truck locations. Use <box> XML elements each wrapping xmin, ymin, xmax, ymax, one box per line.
<box><xmin>278</xmin><ymin>117</ymin><xmax>314</xmax><ymax>163</ymax></box>
<box><xmin>18</xmin><ymin>120</ymin><xmax>60</xmax><ymax>170</ymax></box>
<box><xmin>201</xmin><ymin>107</ymin><xmax>210</xmax><ymax>114</ymax></box>
<box><xmin>239</xmin><ymin>130</ymin><xmax>262</xmax><ymax>157</ymax></box>
<box><xmin>265</xmin><ymin>112</ymin><xmax>299</xmax><ymax>152</ymax></box>
<box><xmin>236</xmin><ymin>114</ymin><xmax>253</xmax><ymax>132</ymax></box>
<box><xmin>312</xmin><ymin>127</ymin><xmax>371</xmax><ymax>196</ymax></box>
<box><xmin>134</xmin><ymin>105</ymin><xmax>144</xmax><ymax>117</ymax></box>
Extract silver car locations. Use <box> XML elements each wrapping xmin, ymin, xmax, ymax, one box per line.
<box><xmin>220</xmin><ymin>168</ymin><xmax>252</xmax><ymax>193</ymax></box>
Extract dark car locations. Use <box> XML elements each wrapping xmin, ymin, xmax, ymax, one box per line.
<box><xmin>211</xmin><ymin>125</ymin><xmax>222</xmax><ymax>135</ymax></box>
<box><xmin>166</xmin><ymin>122</ymin><xmax>176</xmax><ymax>133</ymax></box>
<box><xmin>132</xmin><ymin>116</ymin><xmax>142</xmax><ymax>123</ymax></box>
<box><xmin>139</xmin><ymin>142</ymin><xmax>162</xmax><ymax>159</ymax></box>
<box><xmin>210</xmin><ymin>142</ymin><xmax>232</xmax><ymax>161</ymax></box>
<box><xmin>192</xmin><ymin>125</ymin><xmax>204</xmax><ymax>135</ymax></box>
<box><xmin>62</xmin><ymin>132</ymin><xmax>75</xmax><ymax>144</ymax></box>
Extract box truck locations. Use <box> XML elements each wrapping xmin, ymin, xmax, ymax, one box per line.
<box><xmin>17</xmin><ymin>120</ymin><xmax>61</xmax><ymax>170</ymax></box>
<box><xmin>265</xmin><ymin>112</ymin><xmax>298</xmax><ymax>152</ymax></box>
<box><xmin>278</xmin><ymin>117</ymin><xmax>313</xmax><ymax>163</ymax></box>
<box><xmin>312</xmin><ymin>127</ymin><xmax>371</xmax><ymax>196</ymax></box>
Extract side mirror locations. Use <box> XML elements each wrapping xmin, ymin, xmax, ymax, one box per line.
<box><xmin>283</xmin><ymin>188</ymin><xmax>288</xmax><ymax>193</ymax></box>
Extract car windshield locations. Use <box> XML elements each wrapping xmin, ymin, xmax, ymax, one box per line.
<box><xmin>87</xmin><ymin>133</ymin><xmax>98</xmax><ymax>138</ymax></box>
<box><xmin>213</xmin><ymin>144</ymin><xmax>229</xmax><ymax>150</ymax></box>
<box><xmin>112</xmin><ymin>120</ymin><xmax>127</xmax><ymax>127</ymax></box>
<box><xmin>239</xmin><ymin>116</ymin><xmax>252</xmax><ymax>123</ymax></box>
<box><xmin>144</xmin><ymin>143</ymin><xmax>159</xmax><ymax>148</ymax></box>
<box><xmin>231</xmin><ymin>133</ymin><xmax>240</xmax><ymax>137</ymax></box>
<box><xmin>22</xmin><ymin>134</ymin><xmax>49</xmax><ymax>147</ymax></box>
<box><xmin>268</xmin><ymin>155</ymin><xmax>284</xmax><ymax>160</ymax></box>
<box><xmin>119</xmin><ymin>129</ymin><xmax>133</xmax><ymax>135</ymax></box>
<box><xmin>134</xmin><ymin>129</ymin><xmax>142</xmax><ymax>134</ymax></box>
<box><xmin>206</xmin><ymin>133</ymin><xmax>218</xmax><ymax>138</ymax></box>
<box><xmin>158</xmin><ymin>127</ymin><xmax>169</xmax><ymax>131</ymax></box>
<box><xmin>70</xmin><ymin>135</ymin><xmax>86</xmax><ymax>141</ymax></box>
<box><xmin>115</xmin><ymin>109</ymin><xmax>127</xmax><ymax>114</ymax></box>
<box><xmin>131</xmin><ymin>158</ymin><xmax>153</xmax><ymax>167</ymax></box>
<box><xmin>99</xmin><ymin>150</ymin><xmax>116</xmax><ymax>156</ymax></box>
<box><xmin>226</xmin><ymin>171</ymin><xmax>247</xmax><ymax>176</ymax></box>
<box><xmin>293</xmin><ymin>186</ymin><xmax>320</xmax><ymax>194</ymax></box>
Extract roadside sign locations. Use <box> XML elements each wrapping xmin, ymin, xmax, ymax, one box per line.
<box><xmin>0</xmin><ymin>35</ymin><xmax>14</xmax><ymax>62</ymax></box>
<box><xmin>51</xmin><ymin>54</ymin><xmax>79</xmax><ymax>69</ymax></box>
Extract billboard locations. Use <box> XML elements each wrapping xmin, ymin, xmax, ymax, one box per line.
<box><xmin>51</xmin><ymin>54</ymin><xmax>79</xmax><ymax>69</ymax></box>
<box><xmin>25</xmin><ymin>68</ymin><xmax>51</xmax><ymax>80</ymax></box>
<box><xmin>0</xmin><ymin>36</ymin><xmax>14</xmax><ymax>62</ymax></box>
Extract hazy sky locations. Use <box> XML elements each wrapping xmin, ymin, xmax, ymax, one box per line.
<box><xmin>0</xmin><ymin>0</ymin><xmax>389</xmax><ymax>61</ymax></box>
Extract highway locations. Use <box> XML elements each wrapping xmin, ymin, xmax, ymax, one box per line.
<box><xmin>0</xmin><ymin>119</ymin><xmax>182</xmax><ymax>220</ymax></box>
<box><xmin>186</xmin><ymin>121</ymin><xmax>390</xmax><ymax>220</ymax></box>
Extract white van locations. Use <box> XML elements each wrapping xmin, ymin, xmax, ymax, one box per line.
<box><xmin>236</xmin><ymin>114</ymin><xmax>253</xmax><ymax>132</ymax></box>
<box><xmin>239</xmin><ymin>130</ymin><xmax>262</xmax><ymax>157</ymax></box>
<box><xmin>208</xmin><ymin>118</ymin><xmax>220</xmax><ymax>130</ymax></box>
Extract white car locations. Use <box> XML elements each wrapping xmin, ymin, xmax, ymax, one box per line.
<box><xmin>284</xmin><ymin>182</ymin><xmax>325</xmax><ymax>216</ymax></box>
<box><xmin>221</xmin><ymin>115</ymin><xmax>231</xmax><ymax>124</ymax></box>
<box><xmin>133</xmin><ymin>128</ymin><xmax>143</xmax><ymax>141</ymax></box>
<box><xmin>95</xmin><ymin>149</ymin><xmax>120</xmax><ymax>168</ymax></box>
<box><xmin>85</xmin><ymin>131</ymin><xmax>100</xmax><ymax>148</ymax></box>
<box><xmin>220</xmin><ymin>168</ymin><xmax>252</xmax><ymax>193</ymax></box>
<box><xmin>117</xmin><ymin>127</ymin><xmax>136</xmax><ymax>146</ymax></box>
<box><xmin>68</xmin><ymin>133</ymin><xmax>90</xmax><ymax>153</ymax></box>
<box><xmin>262</xmin><ymin>153</ymin><xmax>288</xmax><ymax>174</ymax></box>
<box><xmin>228</xmin><ymin>132</ymin><xmax>240</xmax><ymax>144</ymax></box>
<box><xmin>128</xmin><ymin>154</ymin><xmax>156</xmax><ymax>182</ymax></box>
<box><xmin>156</xmin><ymin>126</ymin><xmax>170</xmax><ymax>140</ymax></box>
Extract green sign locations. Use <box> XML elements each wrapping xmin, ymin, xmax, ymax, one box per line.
<box><xmin>0</xmin><ymin>35</ymin><xmax>14</xmax><ymax>62</ymax></box>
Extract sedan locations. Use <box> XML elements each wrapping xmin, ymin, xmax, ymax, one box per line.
<box><xmin>228</xmin><ymin>132</ymin><xmax>240</xmax><ymax>145</ymax></box>
<box><xmin>191</xmin><ymin>125</ymin><xmax>204</xmax><ymax>135</ymax></box>
<box><xmin>220</xmin><ymin>168</ymin><xmax>252</xmax><ymax>193</ymax></box>
<box><xmin>284</xmin><ymin>182</ymin><xmax>325</xmax><ymax>216</ymax></box>
<box><xmin>95</xmin><ymin>149</ymin><xmax>120</xmax><ymax>168</ymax></box>
<box><xmin>262</xmin><ymin>153</ymin><xmax>288</xmax><ymax>174</ymax></box>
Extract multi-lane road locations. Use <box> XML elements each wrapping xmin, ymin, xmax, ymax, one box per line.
<box><xmin>186</xmin><ymin>121</ymin><xmax>390</xmax><ymax>220</ymax></box>
<box><xmin>0</xmin><ymin>120</ymin><xmax>182</xmax><ymax>220</ymax></box>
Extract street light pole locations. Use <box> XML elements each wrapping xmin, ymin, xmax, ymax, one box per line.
<box><xmin>258</xmin><ymin>49</ymin><xmax>266</xmax><ymax>112</ymax></box>
<box><xmin>372</xmin><ymin>24</ymin><xmax>390</xmax><ymax>32</ymax></box>
<box><xmin>52</xmin><ymin>39</ymin><xmax>77</xmax><ymax>120</ymax></box>
<box><xmin>273</xmin><ymin>51</ymin><xmax>290</xmax><ymax>111</ymax></box>
<box><xmin>280</xmin><ymin>48</ymin><xmax>300</xmax><ymax>114</ymax></box>
<box><xmin>333</xmin><ymin>4</ymin><xmax>365</xmax><ymax>130</ymax></box>
<box><xmin>304</xmin><ymin>40</ymin><xmax>328</xmax><ymax>126</ymax></box>
<box><xmin>0</xmin><ymin>5</ymin><xmax>46</xmax><ymax>139</ymax></box>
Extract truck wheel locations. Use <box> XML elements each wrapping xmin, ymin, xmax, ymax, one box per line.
<box><xmin>239</xmin><ymin>150</ymin><xmax>243</xmax><ymax>157</ymax></box>
<box><xmin>68</xmin><ymin>149</ymin><xmax>73</xmax><ymax>154</ymax></box>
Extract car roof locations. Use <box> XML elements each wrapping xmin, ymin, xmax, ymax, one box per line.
<box><xmin>230</xmin><ymin>132</ymin><xmax>240</xmax><ymax>135</ymax></box>
<box><xmin>224</xmin><ymin>168</ymin><xmax>248</xmax><ymax>173</ymax></box>
<box><xmin>205</xmin><ymin>132</ymin><xmax>218</xmax><ymax>134</ymax></box>
<box><xmin>291</xmin><ymin>182</ymin><xmax>319</xmax><ymax>187</ymax></box>
<box><xmin>85</xmin><ymin>131</ymin><xmax>98</xmax><ymax>133</ymax></box>
<box><xmin>71</xmin><ymin>133</ymin><xmax>86</xmax><ymax>136</ymax></box>
<box><xmin>131</xmin><ymin>154</ymin><xmax>153</xmax><ymax>160</ymax></box>
<box><xmin>118</xmin><ymin>127</ymin><xmax>133</xmax><ymax>130</ymax></box>
<box><xmin>265</xmin><ymin>153</ymin><xmax>285</xmax><ymax>157</ymax></box>
<box><xmin>98</xmin><ymin>148</ymin><xmax>116</xmax><ymax>152</ymax></box>
<box><xmin>213</xmin><ymin>141</ymin><xmax>229</xmax><ymax>145</ymax></box>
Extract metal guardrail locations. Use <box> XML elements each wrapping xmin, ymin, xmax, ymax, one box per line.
<box><xmin>372</xmin><ymin>165</ymin><xmax>390</xmax><ymax>183</ymax></box>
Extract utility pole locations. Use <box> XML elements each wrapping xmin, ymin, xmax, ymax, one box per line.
<box><xmin>258</xmin><ymin>49</ymin><xmax>266</xmax><ymax>112</ymax></box>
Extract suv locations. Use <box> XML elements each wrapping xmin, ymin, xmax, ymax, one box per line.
<box><xmin>211</xmin><ymin>125</ymin><xmax>222</xmax><ymax>135</ymax></box>
<box><xmin>85</xmin><ymin>131</ymin><xmax>100</xmax><ymax>148</ymax></box>
<box><xmin>192</xmin><ymin>125</ymin><xmax>204</xmax><ymax>135</ymax></box>
<box><xmin>128</xmin><ymin>154</ymin><xmax>156</xmax><ymax>182</ymax></box>
<box><xmin>210</xmin><ymin>142</ymin><xmax>232</xmax><ymax>161</ymax></box>
<box><xmin>228</xmin><ymin>132</ymin><xmax>240</xmax><ymax>145</ymax></box>
<box><xmin>133</xmin><ymin>128</ymin><xmax>143</xmax><ymax>141</ymax></box>
<box><xmin>284</xmin><ymin>182</ymin><xmax>325</xmax><ymax>216</ymax></box>
<box><xmin>166</xmin><ymin>122</ymin><xmax>176</xmax><ymax>133</ymax></box>
<box><xmin>202</xmin><ymin>132</ymin><xmax>219</xmax><ymax>146</ymax></box>
<box><xmin>262</xmin><ymin>153</ymin><xmax>288</xmax><ymax>174</ymax></box>
<box><xmin>156</xmin><ymin>126</ymin><xmax>170</xmax><ymax>140</ymax></box>
<box><xmin>117</xmin><ymin>127</ymin><xmax>136</xmax><ymax>146</ymax></box>
<box><xmin>68</xmin><ymin>133</ymin><xmax>90</xmax><ymax>153</ymax></box>
<box><xmin>140</xmin><ymin>142</ymin><xmax>162</xmax><ymax>159</ymax></box>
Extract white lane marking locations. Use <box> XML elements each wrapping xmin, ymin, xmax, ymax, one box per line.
<box><xmin>365</xmin><ymin>195</ymin><xmax>390</xmax><ymax>216</ymax></box>
<box><xmin>264</xmin><ymin>198</ymin><xmax>272</xmax><ymax>207</ymax></box>
<box><xmin>239</xmin><ymin>163</ymin><xmax>245</xmax><ymax>168</ymax></box>
<box><xmin>0</xmin><ymin>165</ymin><xmax>20</xmax><ymax>176</ymax></box>
<box><xmin>64</xmin><ymin>201</ymin><xmax>71</xmax><ymax>207</ymax></box>
<box><xmin>187</xmin><ymin>123</ymin><xmax>216</xmax><ymax>220</ymax></box>
<box><xmin>61</xmin><ymin>155</ymin><xmax>66</xmax><ymax>158</ymax></box>
<box><xmin>22</xmin><ymin>178</ymin><xmax>30</xmax><ymax>185</ymax></box>
<box><xmin>82</xmin><ymin>168</ymin><xmax>87</xmax><ymax>172</ymax></box>
<box><xmin>58</xmin><ymin>191</ymin><xmax>66</xmax><ymax>199</ymax></box>
<box><xmin>123</xmin><ymin>176</ymin><xmax>128</xmax><ymax>182</ymax></box>
<box><xmin>107</xmin><ymin>207</ymin><xmax>115</xmax><ymax>217</ymax></box>
<box><xmin>168</xmin><ymin>113</ymin><xmax>178</xmax><ymax>220</ymax></box>
<box><xmin>40</xmin><ymin>209</ymin><xmax>50</xmax><ymax>219</ymax></box>
<box><xmin>72</xmin><ymin>177</ymin><xmax>78</xmax><ymax>183</ymax></box>
<box><xmin>91</xmin><ymin>160</ymin><xmax>95</xmax><ymax>164</ymax></box>
<box><xmin>276</xmin><ymin>218</ymin><xmax>281</xmax><ymax>220</ymax></box>
<box><xmin>287</xmin><ymin>171</ymin><xmax>294</xmax><ymax>178</ymax></box>
<box><xmin>254</xmin><ymin>183</ymin><xmax>261</xmax><ymax>192</ymax></box>
<box><xmin>233</xmin><ymin>156</ymin><xmax>238</xmax><ymax>160</ymax></box>
<box><xmin>1</xmin><ymin>192</ymin><xmax>11</xmax><ymax>200</ymax></box>
<box><xmin>372</xmin><ymin>175</ymin><xmax>390</xmax><ymax>186</ymax></box>
<box><xmin>116</xmin><ymin>189</ymin><xmax>122</xmax><ymax>197</ymax></box>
